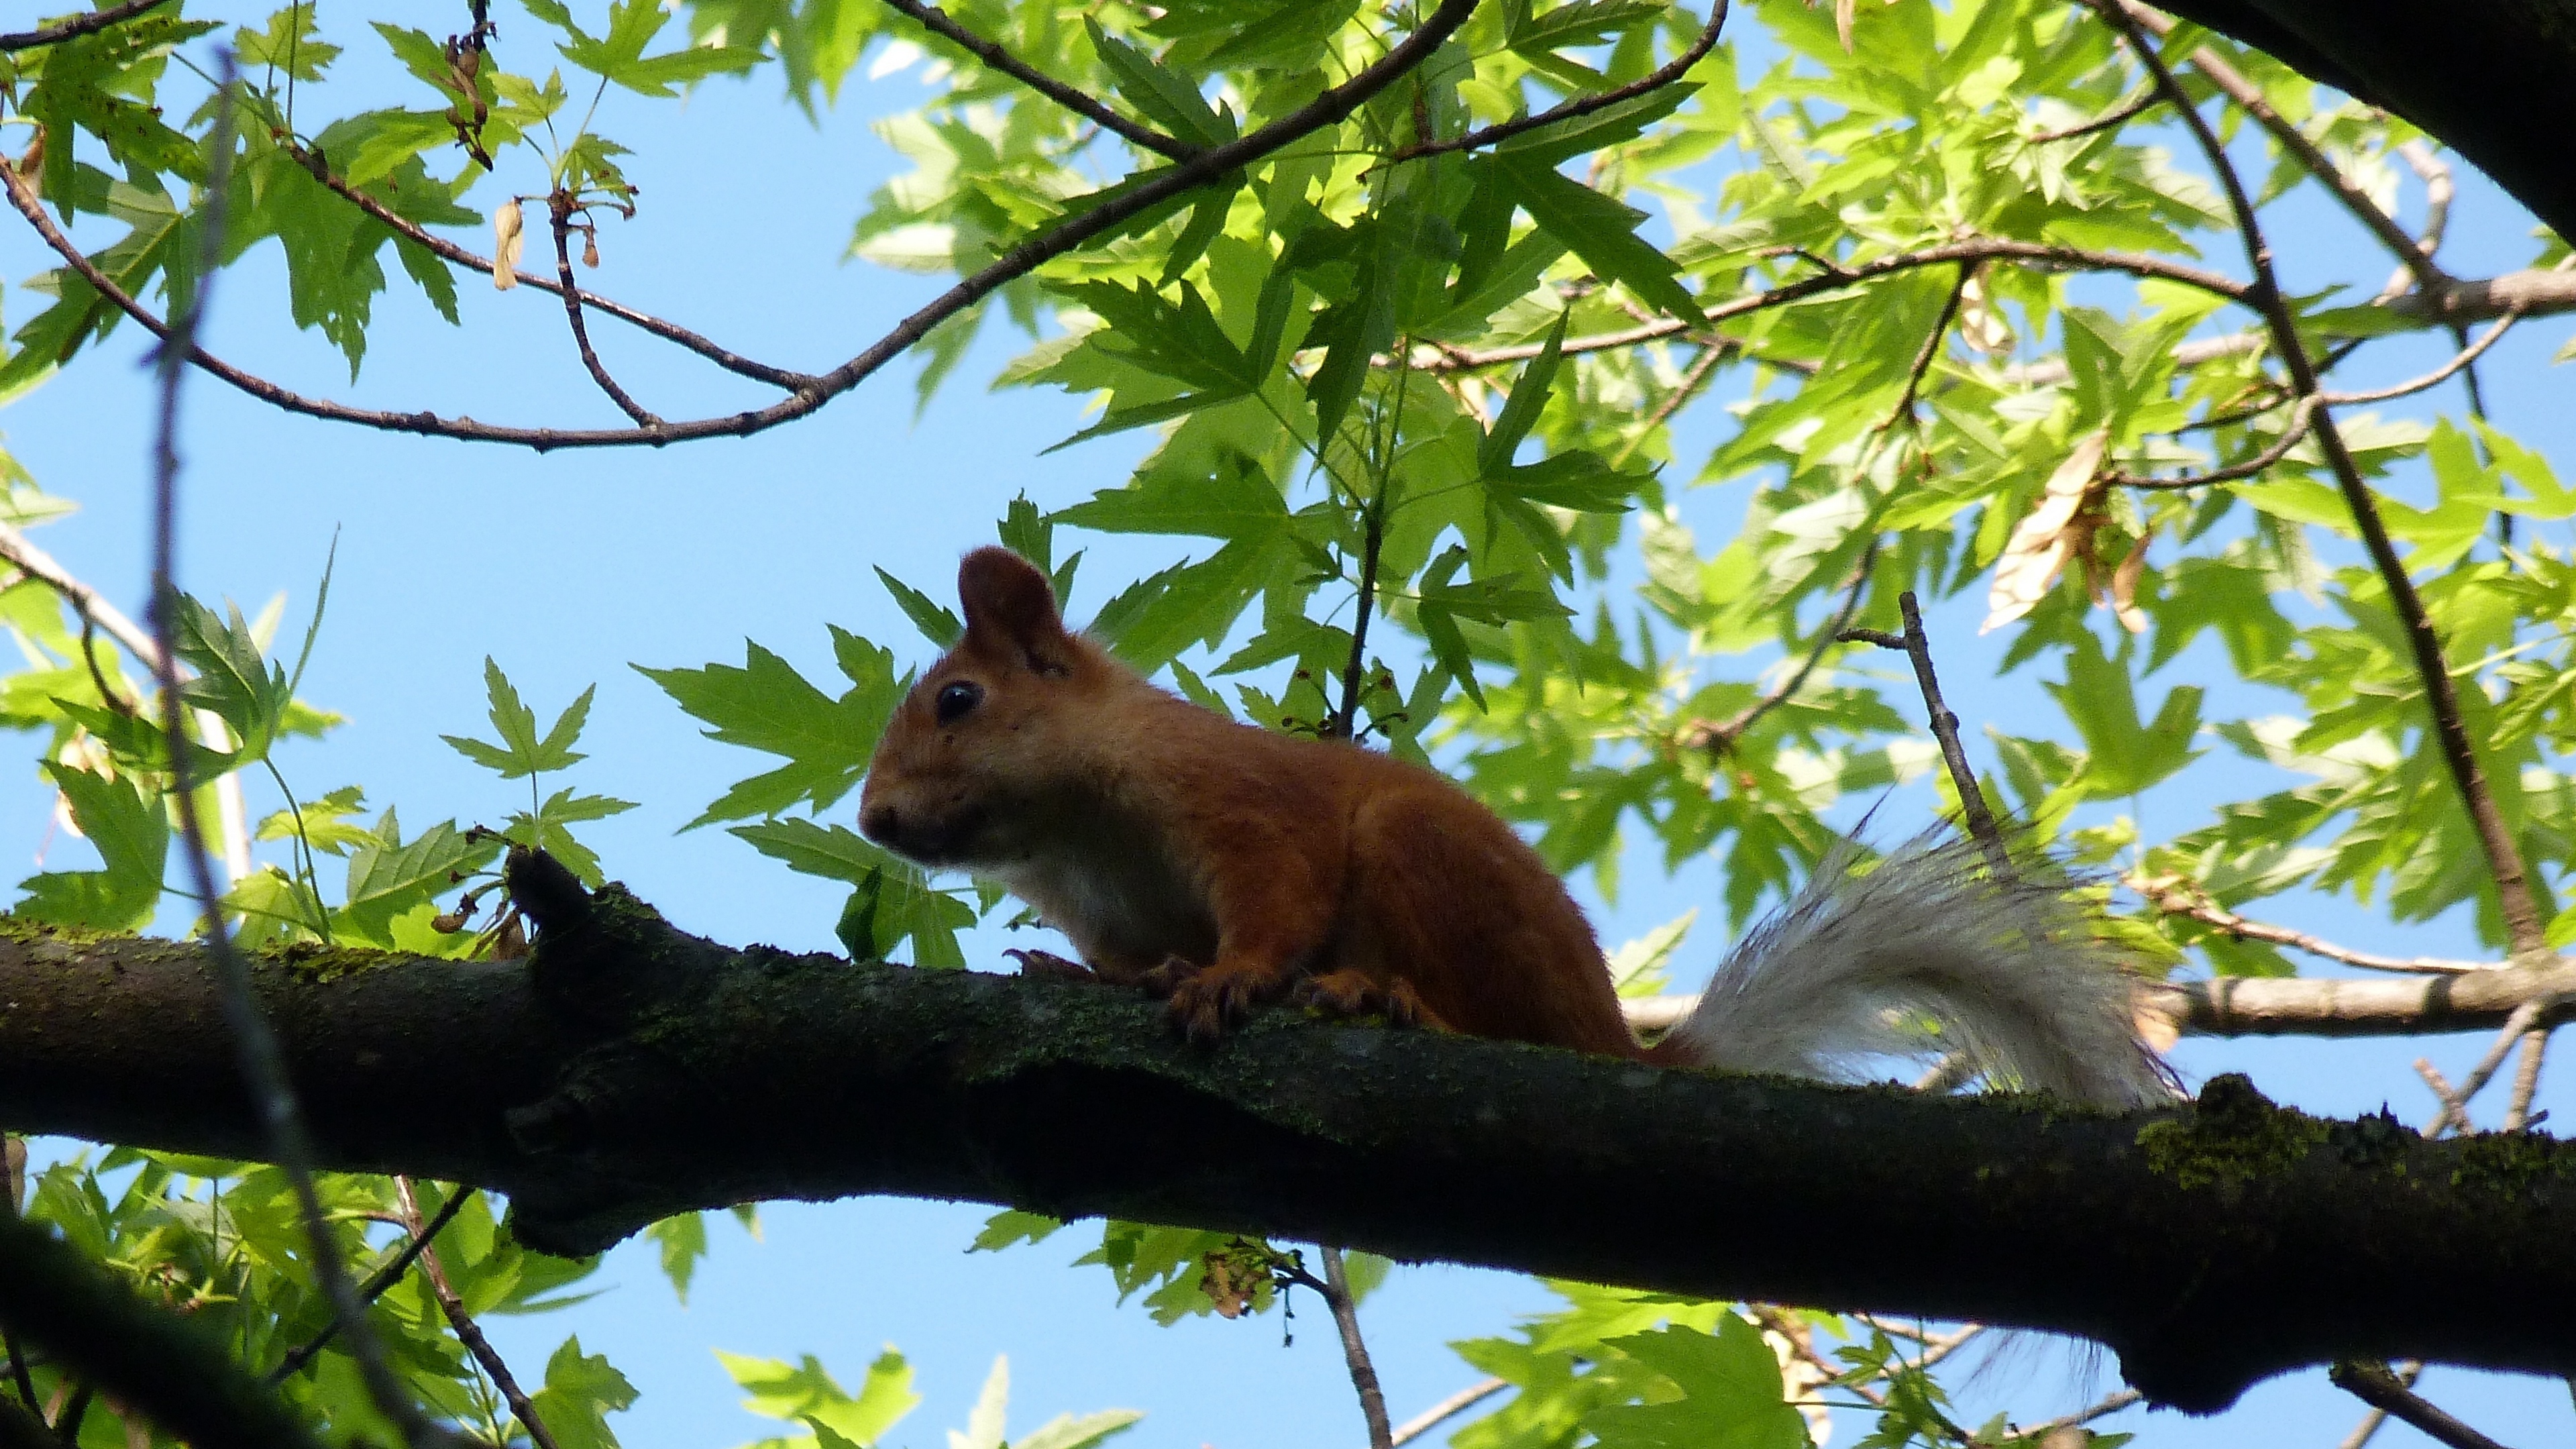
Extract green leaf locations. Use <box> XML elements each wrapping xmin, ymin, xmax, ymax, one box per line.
<box><xmin>1481</xmin><ymin>311</ymin><xmax>1569</xmax><ymax>476</ymax></box>
<box><xmin>1083</xmin><ymin>21</ymin><xmax>1237</xmax><ymax>149</ymax></box>
<box><xmin>875</xmin><ymin>569</ymin><xmax>965</xmax><ymax>648</ymax></box>
<box><xmin>526</xmin><ymin>1336</ymin><xmax>639</xmax><ymax>1449</ymax></box>
<box><xmin>441</xmin><ymin>659</ymin><xmax>590</xmax><ymax>780</ymax></box>
<box><xmin>644</xmin><ymin>1213</ymin><xmax>709</xmax><ymax>1305</ymax></box>
<box><xmin>525</xmin><ymin>0</ymin><xmax>761</xmax><ymax>98</ymax></box>
<box><xmin>717</xmin><ymin>1346</ymin><xmax>922</xmax><ymax>1449</ymax></box>
<box><xmin>639</xmin><ymin>637</ymin><xmax>900</xmax><ymax>828</ymax></box>
<box><xmin>15</xmin><ymin>763</ymin><xmax>166</xmax><ymax>932</ymax></box>
<box><xmin>1587</xmin><ymin>1320</ymin><xmax>1806</xmax><ymax>1449</ymax></box>
<box><xmin>1490</xmin><ymin>154</ymin><xmax>1699</xmax><ymax>321</ymax></box>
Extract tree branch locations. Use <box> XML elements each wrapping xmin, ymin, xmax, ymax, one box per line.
<box><xmin>0</xmin><ymin>1211</ymin><xmax>324</xmax><ymax>1449</ymax></box>
<box><xmin>394</xmin><ymin>1177</ymin><xmax>557</xmax><ymax>1449</ymax></box>
<box><xmin>872</xmin><ymin>0</ymin><xmax>1198</xmax><ymax>161</ymax></box>
<box><xmin>1316</xmin><ymin>1246</ymin><xmax>1391</xmax><ymax>1449</ymax></box>
<box><xmin>2112</xmin><ymin>1</ymin><xmax>2448</xmax><ymax>293</ymax></box>
<box><xmin>2127</xmin><ymin>873</ymin><xmax>2488</xmax><ymax>975</ymax></box>
<box><xmin>0</xmin><ymin>0</ymin><xmax>170</xmax><ymax>54</ymax></box>
<box><xmin>546</xmin><ymin>195</ymin><xmax>661</xmax><ymax>427</ymax></box>
<box><xmin>1389</xmin><ymin>1</ymin><xmax>1729</xmax><ymax>162</ymax></box>
<box><xmin>5</xmin><ymin>888</ymin><xmax>2573</xmax><ymax>1414</ymax></box>
<box><xmin>1</xmin><ymin>1</ymin><xmax>1483</xmax><ymax>451</ymax></box>
<box><xmin>280</xmin><ymin>140</ymin><xmax>818</xmax><ymax>392</ymax></box>
<box><xmin>2328</xmin><ymin>1359</ymin><xmax>2512</xmax><ymax>1449</ymax></box>
<box><xmin>2096</xmin><ymin>1</ymin><xmax>2553</xmax><ymax>961</ymax></box>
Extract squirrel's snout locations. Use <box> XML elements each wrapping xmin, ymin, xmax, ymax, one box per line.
<box><xmin>860</xmin><ymin>802</ymin><xmax>901</xmax><ymax>845</ymax></box>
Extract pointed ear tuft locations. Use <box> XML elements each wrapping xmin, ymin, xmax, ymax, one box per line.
<box><xmin>957</xmin><ymin>547</ymin><xmax>1073</xmax><ymax>674</ymax></box>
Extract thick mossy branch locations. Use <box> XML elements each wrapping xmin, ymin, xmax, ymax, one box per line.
<box><xmin>1</xmin><ymin>880</ymin><xmax>2572</xmax><ymax>1415</ymax></box>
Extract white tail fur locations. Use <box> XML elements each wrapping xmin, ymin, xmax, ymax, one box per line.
<box><xmin>1664</xmin><ymin>831</ymin><xmax>2174</xmax><ymax>1109</ymax></box>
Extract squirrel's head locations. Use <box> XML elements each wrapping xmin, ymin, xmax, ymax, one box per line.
<box><xmin>859</xmin><ymin>546</ymin><xmax>1107</xmax><ymax>869</ymax></box>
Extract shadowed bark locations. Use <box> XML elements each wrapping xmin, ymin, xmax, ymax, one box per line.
<box><xmin>1</xmin><ymin>863</ymin><xmax>2571</xmax><ymax>1416</ymax></box>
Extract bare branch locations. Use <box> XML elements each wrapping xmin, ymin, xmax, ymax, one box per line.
<box><xmin>283</xmin><ymin>140</ymin><xmax>817</xmax><ymax>391</ymax></box>
<box><xmin>0</xmin><ymin>0</ymin><xmax>170</xmax><ymax>53</ymax></box>
<box><xmin>1391</xmin><ymin>1</ymin><xmax>1729</xmax><ymax>162</ymax></box>
<box><xmin>2328</xmin><ymin>1360</ymin><xmax>2512</xmax><ymax>1449</ymax></box>
<box><xmin>2337</xmin><ymin>1360</ymin><xmax>2423</xmax><ymax>1449</ymax></box>
<box><xmin>1426</xmin><ymin>238</ymin><xmax>2257</xmax><ymax>370</ymax></box>
<box><xmin>2504</xmin><ymin>1026</ymin><xmax>2551</xmax><ymax>1132</ymax></box>
<box><xmin>142</xmin><ymin>66</ymin><xmax>437</xmax><ymax>1448</ymax></box>
<box><xmin>547</xmin><ymin>195</ymin><xmax>661</xmax><ymax>427</ymax></box>
<box><xmin>2322</xmin><ymin>306</ymin><xmax>2531</xmax><ymax>407</ymax></box>
<box><xmin>874</xmin><ymin>0</ymin><xmax>1197</xmax><ymax>160</ymax></box>
<box><xmin>2110</xmin><ymin>398</ymin><xmax>2315</xmax><ymax>490</ymax></box>
<box><xmin>2092</xmin><ymin>0</ymin><xmax>2553</xmax><ymax>961</ymax></box>
<box><xmin>1317</xmin><ymin>1246</ymin><xmax>1392</xmax><ymax>1449</ymax></box>
<box><xmin>394</xmin><ymin>1178</ymin><xmax>557</xmax><ymax>1449</ymax></box>
<box><xmin>2127</xmin><ymin>874</ymin><xmax>2487</xmax><ymax>974</ymax></box>
<box><xmin>1389</xmin><ymin>1379</ymin><xmax>1506</xmax><ymax>1448</ymax></box>
<box><xmin>1843</xmin><ymin>592</ymin><xmax>2012</xmax><ymax>873</ymax></box>
<box><xmin>266</xmin><ymin>1186</ymin><xmax>474</xmax><ymax>1385</ymax></box>
<box><xmin>2385</xmin><ymin>140</ymin><xmax>2454</xmax><ymax>298</ymax></box>
<box><xmin>2027</xmin><ymin>87</ymin><xmax>2159</xmax><ymax>145</ymax></box>
<box><xmin>1682</xmin><ymin>539</ymin><xmax>1877</xmax><ymax>753</ymax></box>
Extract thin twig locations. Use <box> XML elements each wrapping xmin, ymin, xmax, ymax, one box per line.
<box><xmin>2027</xmin><ymin>87</ymin><xmax>2159</xmax><ymax>145</ymax></box>
<box><xmin>1317</xmin><ymin>1247</ymin><xmax>1392</xmax><ymax>1449</ymax></box>
<box><xmin>1389</xmin><ymin>1379</ymin><xmax>1505</xmax><ymax>1448</ymax></box>
<box><xmin>1684</xmin><ymin>538</ymin><xmax>1878</xmax><ymax>752</ymax></box>
<box><xmin>2094</xmin><ymin>0</ymin><xmax>2553</xmax><ymax>961</ymax></box>
<box><xmin>266</xmin><ymin>1186</ymin><xmax>475</xmax><ymax>1385</ymax></box>
<box><xmin>142</xmin><ymin>63</ymin><xmax>437</xmax><ymax>1449</ymax></box>
<box><xmin>2336</xmin><ymin>1360</ymin><xmax>2423</xmax><ymax>1449</ymax></box>
<box><xmin>281</xmin><ymin>140</ymin><xmax>815</xmax><ymax>390</ymax></box>
<box><xmin>2328</xmin><ymin>1360</ymin><xmax>2512</xmax><ymax>1449</ymax></box>
<box><xmin>2126</xmin><ymin>876</ymin><xmax>2486</xmax><ymax>974</ymax></box>
<box><xmin>394</xmin><ymin>1178</ymin><xmax>557</xmax><ymax>1449</ymax></box>
<box><xmin>2320</xmin><ymin>309</ymin><xmax>2526</xmax><ymax>407</ymax></box>
<box><xmin>2419</xmin><ymin>997</ymin><xmax>2552</xmax><ymax>1135</ymax></box>
<box><xmin>0</xmin><ymin>0</ymin><xmax>170</xmax><ymax>52</ymax></box>
<box><xmin>1391</xmin><ymin>1</ymin><xmax>1729</xmax><ymax>162</ymax></box>
<box><xmin>2027</xmin><ymin>1387</ymin><xmax>2143</xmax><ymax>1435</ymax></box>
<box><xmin>2110</xmin><ymin>398</ymin><xmax>2315</xmax><ymax>490</ymax></box>
<box><xmin>873</xmin><ymin>0</ymin><xmax>1197</xmax><ymax>160</ymax></box>
<box><xmin>1611</xmin><ymin>339</ymin><xmax>1729</xmax><ymax>468</ymax></box>
<box><xmin>1845</xmin><ymin>592</ymin><xmax>2010</xmax><ymax>871</ymax></box>
<box><xmin>2385</xmin><ymin>141</ymin><xmax>2454</xmax><ymax>299</ymax></box>
<box><xmin>2</xmin><ymin>0</ymin><xmax>1482</xmax><ymax>451</ymax></box>
<box><xmin>1872</xmin><ymin>263</ymin><xmax>1974</xmax><ymax>435</ymax></box>
<box><xmin>546</xmin><ymin>195</ymin><xmax>660</xmax><ymax>426</ymax></box>
<box><xmin>2503</xmin><ymin>1024</ymin><xmax>2551</xmax><ymax>1132</ymax></box>
<box><xmin>1427</xmin><ymin>237</ymin><xmax>2257</xmax><ymax>369</ymax></box>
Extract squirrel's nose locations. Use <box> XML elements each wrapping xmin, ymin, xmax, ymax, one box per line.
<box><xmin>860</xmin><ymin>802</ymin><xmax>900</xmax><ymax>845</ymax></box>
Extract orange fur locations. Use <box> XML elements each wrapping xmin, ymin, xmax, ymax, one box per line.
<box><xmin>857</xmin><ymin>546</ymin><xmax>1640</xmax><ymax>1055</ymax></box>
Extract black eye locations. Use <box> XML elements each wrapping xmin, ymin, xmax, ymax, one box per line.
<box><xmin>934</xmin><ymin>680</ymin><xmax>983</xmax><ymax>724</ymax></box>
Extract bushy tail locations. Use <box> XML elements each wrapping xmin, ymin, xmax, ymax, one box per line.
<box><xmin>1660</xmin><ymin>830</ymin><xmax>2173</xmax><ymax>1109</ymax></box>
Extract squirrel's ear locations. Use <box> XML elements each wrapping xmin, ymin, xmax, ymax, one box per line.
<box><xmin>957</xmin><ymin>547</ymin><xmax>1073</xmax><ymax>674</ymax></box>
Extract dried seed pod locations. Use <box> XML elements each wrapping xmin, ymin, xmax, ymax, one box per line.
<box><xmin>492</xmin><ymin>199</ymin><xmax>523</xmax><ymax>290</ymax></box>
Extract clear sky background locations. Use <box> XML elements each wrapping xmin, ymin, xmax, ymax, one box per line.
<box><xmin>6</xmin><ymin>5</ymin><xmax>2575</xmax><ymax>1448</ymax></box>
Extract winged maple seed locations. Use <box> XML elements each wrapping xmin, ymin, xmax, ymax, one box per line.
<box><xmin>491</xmin><ymin>199</ymin><xmax>523</xmax><ymax>291</ymax></box>
<box><xmin>1982</xmin><ymin>426</ymin><xmax>2111</xmax><ymax>633</ymax></box>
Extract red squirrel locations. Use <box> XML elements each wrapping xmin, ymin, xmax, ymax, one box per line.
<box><xmin>859</xmin><ymin>547</ymin><xmax>2167</xmax><ymax>1107</ymax></box>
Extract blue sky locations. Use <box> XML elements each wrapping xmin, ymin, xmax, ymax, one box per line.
<box><xmin>6</xmin><ymin>6</ymin><xmax>2575</xmax><ymax>1447</ymax></box>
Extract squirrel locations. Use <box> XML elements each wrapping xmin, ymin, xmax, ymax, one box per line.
<box><xmin>858</xmin><ymin>546</ymin><xmax>2169</xmax><ymax>1109</ymax></box>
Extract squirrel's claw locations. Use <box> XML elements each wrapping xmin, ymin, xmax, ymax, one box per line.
<box><xmin>1295</xmin><ymin>969</ymin><xmax>1436</xmax><ymax>1030</ymax></box>
<box><xmin>1004</xmin><ymin>947</ymin><xmax>1097</xmax><ymax>983</ymax></box>
<box><xmin>1164</xmin><ymin>960</ymin><xmax>1283</xmax><ymax>1042</ymax></box>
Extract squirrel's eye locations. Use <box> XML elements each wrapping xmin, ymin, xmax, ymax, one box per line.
<box><xmin>934</xmin><ymin>680</ymin><xmax>983</xmax><ymax>724</ymax></box>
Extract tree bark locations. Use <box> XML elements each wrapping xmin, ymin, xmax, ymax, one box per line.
<box><xmin>2150</xmin><ymin>0</ymin><xmax>2576</xmax><ymax>241</ymax></box>
<box><xmin>1</xmin><ymin>871</ymin><xmax>2572</xmax><ymax>1416</ymax></box>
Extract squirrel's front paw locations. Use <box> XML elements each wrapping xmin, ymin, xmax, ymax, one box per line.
<box><xmin>1165</xmin><ymin>962</ymin><xmax>1284</xmax><ymax>1042</ymax></box>
<box><xmin>1295</xmin><ymin>969</ymin><xmax>1436</xmax><ymax>1029</ymax></box>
